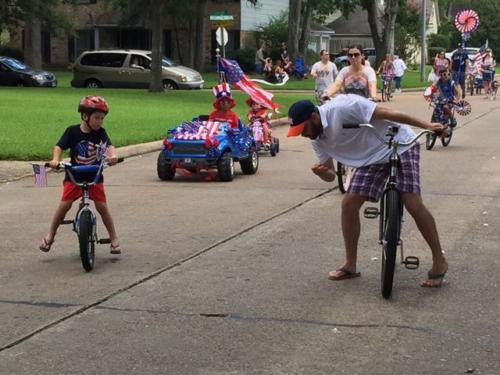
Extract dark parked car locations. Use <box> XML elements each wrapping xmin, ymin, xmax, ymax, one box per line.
<box><xmin>0</xmin><ymin>56</ymin><xmax>57</xmax><ymax>87</ymax></box>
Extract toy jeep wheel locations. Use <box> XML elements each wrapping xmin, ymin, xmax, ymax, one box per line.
<box><xmin>240</xmin><ymin>147</ymin><xmax>259</xmax><ymax>174</ymax></box>
<box><xmin>157</xmin><ymin>152</ymin><xmax>175</xmax><ymax>180</ymax></box>
<box><xmin>275</xmin><ymin>137</ymin><xmax>280</xmax><ymax>153</ymax></box>
<box><xmin>270</xmin><ymin>140</ymin><xmax>277</xmax><ymax>157</ymax></box>
<box><xmin>217</xmin><ymin>151</ymin><xmax>234</xmax><ymax>181</ymax></box>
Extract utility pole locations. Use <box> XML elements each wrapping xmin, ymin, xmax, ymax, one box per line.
<box><xmin>420</xmin><ymin>0</ymin><xmax>427</xmax><ymax>81</ymax></box>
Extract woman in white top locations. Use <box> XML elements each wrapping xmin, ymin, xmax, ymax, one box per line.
<box><xmin>326</xmin><ymin>45</ymin><xmax>378</xmax><ymax>101</ymax></box>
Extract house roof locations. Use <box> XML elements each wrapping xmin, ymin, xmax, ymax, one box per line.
<box><xmin>310</xmin><ymin>22</ymin><xmax>335</xmax><ymax>35</ymax></box>
<box><xmin>327</xmin><ymin>8</ymin><xmax>371</xmax><ymax>35</ymax></box>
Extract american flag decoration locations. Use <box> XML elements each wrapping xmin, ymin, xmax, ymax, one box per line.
<box><xmin>173</xmin><ymin>121</ymin><xmax>223</xmax><ymax>140</ymax></box>
<box><xmin>454</xmin><ymin>9</ymin><xmax>479</xmax><ymax>34</ymax></box>
<box><xmin>213</xmin><ymin>83</ymin><xmax>232</xmax><ymax>99</ymax></box>
<box><xmin>32</xmin><ymin>164</ymin><xmax>48</xmax><ymax>187</ymax></box>
<box><xmin>474</xmin><ymin>41</ymin><xmax>489</xmax><ymax>66</ymax></box>
<box><xmin>219</xmin><ymin>58</ymin><xmax>279</xmax><ymax>111</ymax></box>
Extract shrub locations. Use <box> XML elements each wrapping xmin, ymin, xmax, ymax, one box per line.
<box><xmin>231</xmin><ymin>47</ymin><xmax>257</xmax><ymax>73</ymax></box>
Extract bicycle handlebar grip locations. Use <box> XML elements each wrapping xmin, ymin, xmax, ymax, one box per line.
<box><xmin>343</xmin><ymin>124</ymin><xmax>360</xmax><ymax>129</ymax></box>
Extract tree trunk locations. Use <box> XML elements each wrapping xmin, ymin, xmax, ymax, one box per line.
<box><xmin>365</xmin><ymin>0</ymin><xmax>385</xmax><ymax>68</ymax></box>
<box><xmin>149</xmin><ymin>0</ymin><xmax>164</xmax><ymax>92</ymax></box>
<box><xmin>287</xmin><ymin>0</ymin><xmax>301</xmax><ymax>61</ymax></box>
<box><xmin>383</xmin><ymin>0</ymin><xmax>399</xmax><ymax>55</ymax></box>
<box><xmin>24</xmin><ymin>0</ymin><xmax>42</xmax><ymax>69</ymax></box>
<box><xmin>194</xmin><ymin>0</ymin><xmax>208</xmax><ymax>72</ymax></box>
<box><xmin>298</xmin><ymin>0</ymin><xmax>313</xmax><ymax>57</ymax></box>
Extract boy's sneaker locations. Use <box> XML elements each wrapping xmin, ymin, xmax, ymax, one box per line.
<box><xmin>450</xmin><ymin>117</ymin><xmax>457</xmax><ymax>128</ymax></box>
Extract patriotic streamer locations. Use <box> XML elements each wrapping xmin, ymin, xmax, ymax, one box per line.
<box><xmin>251</xmin><ymin>74</ymin><xmax>290</xmax><ymax>87</ymax></box>
<box><xmin>171</xmin><ymin>121</ymin><xmax>224</xmax><ymax>140</ymax></box>
<box><xmin>32</xmin><ymin>164</ymin><xmax>48</xmax><ymax>187</ymax></box>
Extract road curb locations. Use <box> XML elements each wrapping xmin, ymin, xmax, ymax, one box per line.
<box><xmin>0</xmin><ymin>119</ymin><xmax>292</xmax><ymax>184</ymax></box>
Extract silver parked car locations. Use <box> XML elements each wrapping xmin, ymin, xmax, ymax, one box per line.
<box><xmin>71</xmin><ymin>49</ymin><xmax>204</xmax><ymax>90</ymax></box>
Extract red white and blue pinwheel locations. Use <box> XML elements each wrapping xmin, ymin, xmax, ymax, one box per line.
<box><xmin>454</xmin><ymin>9</ymin><xmax>479</xmax><ymax>34</ymax></box>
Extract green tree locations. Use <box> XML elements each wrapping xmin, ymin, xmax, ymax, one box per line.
<box><xmin>0</xmin><ymin>0</ymin><xmax>75</xmax><ymax>68</ymax></box>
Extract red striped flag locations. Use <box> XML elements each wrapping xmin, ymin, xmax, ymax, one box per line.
<box><xmin>219</xmin><ymin>58</ymin><xmax>279</xmax><ymax>111</ymax></box>
<box><xmin>32</xmin><ymin>164</ymin><xmax>47</xmax><ymax>187</ymax></box>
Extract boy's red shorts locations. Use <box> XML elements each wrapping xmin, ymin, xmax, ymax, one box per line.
<box><xmin>61</xmin><ymin>181</ymin><xmax>106</xmax><ymax>203</ymax></box>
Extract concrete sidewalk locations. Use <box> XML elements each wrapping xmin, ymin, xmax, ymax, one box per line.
<box><xmin>0</xmin><ymin>117</ymin><xmax>291</xmax><ymax>184</ymax></box>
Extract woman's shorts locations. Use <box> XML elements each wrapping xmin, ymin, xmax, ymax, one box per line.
<box><xmin>347</xmin><ymin>144</ymin><xmax>421</xmax><ymax>202</ymax></box>
<box><xmin>61</xmin><ymin>181</ymin><xmax>106</xmax><ymax>203</ymax></box>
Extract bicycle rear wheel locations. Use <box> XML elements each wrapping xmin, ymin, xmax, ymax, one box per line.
<box><xmin>385</xmin><ymin>83</ymin><xmax>392</xmax><ymax>102</ymax></box>
<box><xmin>381</xmin><ymin>189</ymin><xmax>401</xmax><ymax>299</ymax></box>
<box><xmin>78</xmin><ymin>210</ymin><xmax>95</xmax><ymax>272</ymax></box>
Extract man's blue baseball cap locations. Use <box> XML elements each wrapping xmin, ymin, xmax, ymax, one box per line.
<box><xmin>287</xmin><ymin>100</ymin><xmax>316</xmax><ymax>137</ymax></box>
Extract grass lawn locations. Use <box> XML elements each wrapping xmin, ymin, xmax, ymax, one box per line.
<box><xmin>2</xmin><ymin>64</ymin><xmax>494</xmax><ymax>161</ymax></box>
<box><xmin>0</xmin><ymin>84</ymin><xmax>307</xmax><ymax>160</ymax></box>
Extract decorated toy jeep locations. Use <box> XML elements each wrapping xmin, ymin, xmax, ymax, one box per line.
<box><xmin>157</xmin><ymin>118</ymin><xmax>259</xmax><ymax>181</ymax></box>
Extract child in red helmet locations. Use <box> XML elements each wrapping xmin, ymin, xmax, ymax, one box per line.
<box><xmin>246</xmin><ymin>98</ymin><xmax>272</xmax><ymax>145</ymax></box>
<box><xmin>208</xmin><ymin>83</ymin><xmax>241</xmax><ymax>129</ymax></box>
<box><xmin>39</xmin><ymin>96</ymin><xmax>122</xmax><ymax>255</ymax></box>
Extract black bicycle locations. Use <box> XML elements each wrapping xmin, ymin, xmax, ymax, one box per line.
<box><xmin>380</xmin><ymin>74</ymin><xmax>394</xmax><ymax>102</ymax></box>
<box><xmin>47</xmin><ymin>158</ymin><xmax>123</xmax><ymax>272</ymax></box>
<box><xmin>343</xmin><ymin>123</ymin><xmax>432</xmax><ymax>299</ymax></box>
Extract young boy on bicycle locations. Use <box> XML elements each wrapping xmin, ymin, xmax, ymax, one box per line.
<box><xmin>429</xmin><ymin>68</ymin><xmax>459</xmax><ymax>127</ymax></box>
<box><xmin>286</xmin><ymin>97</ymin><xmax>448</xmax><ymax>288</ymax></box>
<box><xmin>39</xmin><ymin>96</ymin><xmax>121</xmax><ymax>254</ymax></box>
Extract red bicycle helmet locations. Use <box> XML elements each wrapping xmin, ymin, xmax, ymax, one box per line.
<box><xmin>78</xmin><ymin>95</ymin><xmax>109</xmax><ymax>114</ymax></box>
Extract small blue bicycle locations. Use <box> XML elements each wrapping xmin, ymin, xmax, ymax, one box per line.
<box><xmin>46</xmin><ymin>157</ymin><xmax>123</xmax><ymax>272</ymax></box>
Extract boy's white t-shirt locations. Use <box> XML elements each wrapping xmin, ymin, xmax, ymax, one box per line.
<box><xmin>311</xmin><ymin>94</ymin><xmax>417</xmax><ymax>168</ymax></box>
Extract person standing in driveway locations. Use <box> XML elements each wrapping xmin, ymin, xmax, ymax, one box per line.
<box><xmin>392</xmin><ymin>55</ymin><xmax>407</xmax><ymax>93</ymax></box>
<box><xmin>310</xmin><ymin>50</ymin><xmax>338</xmax><ymax>103</ymax></box>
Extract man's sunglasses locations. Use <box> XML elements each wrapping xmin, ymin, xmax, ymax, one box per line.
<box><xmin>348</xmin><ymin>52</ymin><xmax>361</xmax><ymax>58</ymax></box>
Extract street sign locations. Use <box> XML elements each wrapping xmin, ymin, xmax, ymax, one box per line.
<box><xmin>216</xmin><ymin>27</ymin><xmax>228</xmax><ymax>47</ymax></box>
<box><xmin>210</xmin><ymin>11</ymin><xmax>234</xmax><ymax>29</ymax></box>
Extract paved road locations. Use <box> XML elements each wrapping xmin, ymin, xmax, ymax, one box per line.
<box><xmin>1</xmin><ymin>93</ymin><xmax>500</xmax><ymax>374</ymax></box>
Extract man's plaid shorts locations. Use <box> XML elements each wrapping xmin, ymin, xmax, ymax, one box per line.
<box><xmin>347</xmin><ymin>144</ymin><xmax>421</xmax><ymax>202</ymax></box>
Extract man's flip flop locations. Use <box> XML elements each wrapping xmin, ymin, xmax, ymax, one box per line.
<box><xmin>328</xmin><ymin>267</ymin><xmax>361</xmax><ymax>281</ymax></box>
<box><xmin>39</xmin><ymin>238</ymin><xmax>54</xmax><ymax>252</ymax></box>
<box><xmin>110</xmin><ymin>243</ymin><xmax>122</xmax><ymax>255</ymax></box>
<box><xmin>421</xmin><ymin>270</ymin><xmax>447</xmax><ymax>288</ymax></box>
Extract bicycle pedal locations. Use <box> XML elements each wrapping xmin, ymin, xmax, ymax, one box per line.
<box><xmin>97</xmin><ymin>238</ymin><xmax>111</xmax><ymax>244</ymax></box>
<box><xmin>61</xmin><ymin>219</ymin><xmax>74</xmax><ymax>225</ymax></box>
<box><xmin>402</xmin><ymin>256</ymin><xmax>419</xmax><ymax>270</ymax></box>
<box><xmin>364</xmin><ymin>207</ymin><xmax>380</xmax><ymax>219</ymax></box>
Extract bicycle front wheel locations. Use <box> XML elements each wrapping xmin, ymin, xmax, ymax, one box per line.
<box><xmin>336</xmin><ymin>162</ymin><xmax>354</xmax><ymax>194</ymax></box>
<box><xmin>78</xmin><ymin>210</ymin><xmax>95</xmax><ymax>272</ymax></box>
<box><xmin>441</xmin><ymin>125</ymin><xmax>453</xmax><ymax>147</ymax></box>
<box><xmin>381</xmin><ymin>189</ymin><xmax>401</xmax><ymax>299</ymax></box>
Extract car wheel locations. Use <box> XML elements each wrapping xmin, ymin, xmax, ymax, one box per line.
<box><xmin>85</xmin><ymin>79</ymin><xmax>102</xmax><ymax>89</ymax></box>
<box><xmin>163</xmin><ymin>80</ymin><xmax>178</xmax><ymax>90</ymax></box>
<box><xmin>157</xmin><ymin>152</ymin><xmax>175</xmax><ymax>180</ymax></box>
<box><xmin>240</xmin><ymin>148</ymin><xmax>259</xmax><ymax>174</ymax></box>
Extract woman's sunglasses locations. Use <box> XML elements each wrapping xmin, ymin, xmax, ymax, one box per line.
<box><xmin>348</xmin><ymin>52</ymin><xmax>361</xmax><ymax>58</ymax></box>
<box><xmin>441</xmin><ymin>72</ymin><xmax>450</xmax><ymax>77</ymax></box>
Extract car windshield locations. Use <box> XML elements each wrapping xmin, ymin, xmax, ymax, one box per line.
<box><xmin>146</xmin><ymin>54</ymin><xmax>177</xmax><ymax>67</ymax></box>
<box><xmin>1</xmin><ymin>57</ymin><xmax>29</xmax><ymax>71</ymax></box>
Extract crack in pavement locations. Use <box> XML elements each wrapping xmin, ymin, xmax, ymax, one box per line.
<box><xmin>0</xmin><ymin>187</ymin><xmax>335</xmax><ymax>353</ymax></box>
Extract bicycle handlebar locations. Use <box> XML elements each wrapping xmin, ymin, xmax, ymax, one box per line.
<box><xmin>342</xmin><ymin>123</ymin><xmax>433</xmax><ymax>147</ymax></box>
<box><xmin>44</xmin><ymin>158</ymin><xmax>124</xmax><ymax>186</ymax></box>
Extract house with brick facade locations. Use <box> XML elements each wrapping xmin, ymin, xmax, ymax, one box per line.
<box><xmin>5</xmin><ymin>0</ymin><xmax>290</xmax><ymax>70</ymax></box>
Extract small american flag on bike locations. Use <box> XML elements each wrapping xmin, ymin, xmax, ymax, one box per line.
<box><xmin>219</xmin><ymin>58</ymin><xmax>278</xmax><ymax>111</ymax></box>
<box><xmin>32</xmin><ymin>164</ymin><xmax>48</xmax><ymax>187</ymax></box>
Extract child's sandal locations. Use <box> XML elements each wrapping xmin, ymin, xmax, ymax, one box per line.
<box><xmin>39</xmin><ymin>238</ymin><xmax>54</xmax><ymax>252</ymax></box>
<box><xmin>110</xmin><ymin>243</ymin><xmax>122</xmax><ymax>255</ymax></box>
